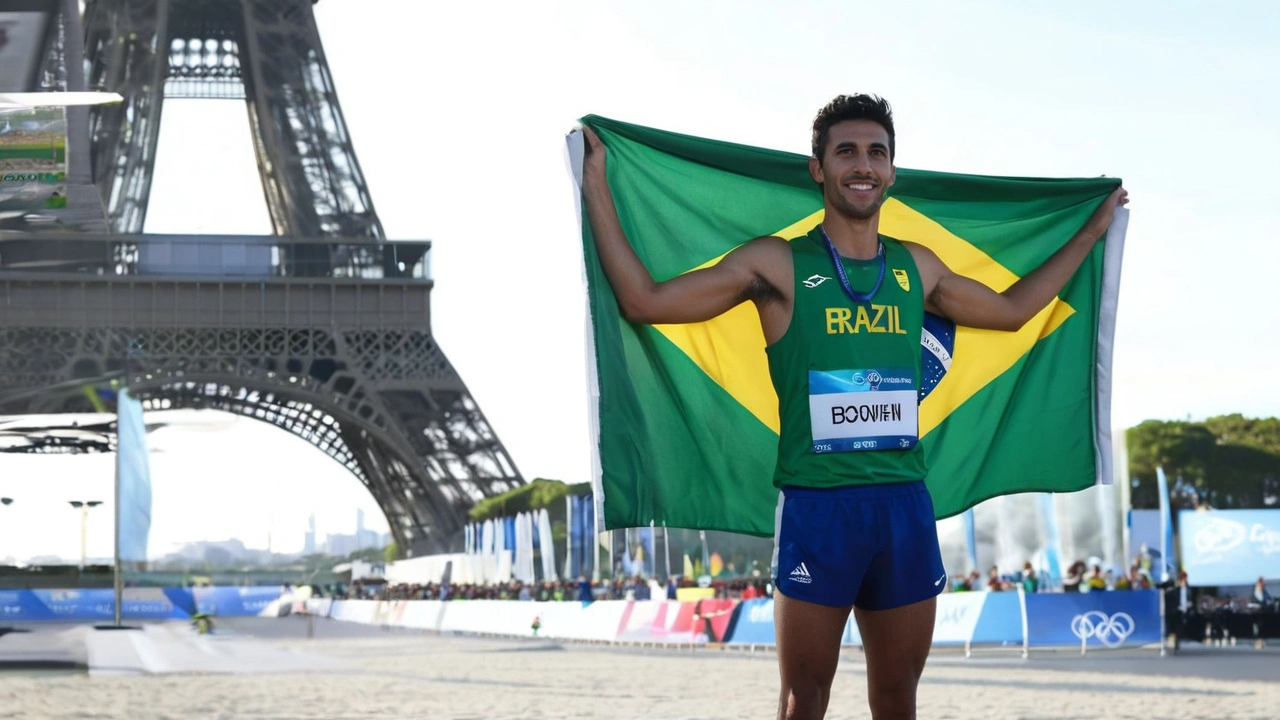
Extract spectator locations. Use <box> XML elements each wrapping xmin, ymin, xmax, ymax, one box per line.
<box><xmin>1253</xmin><ymin>577</ymin><xmax>1272</xmax><ymax>605</ymax></box>
<box><xmin>1021</xmin><ymin>563</ymin><xmax>1038</xmax><ymax>594</ymax></box>
<box><xmin>1113</xmin><ymin>570</ymin><xmax>1132</xmax><ymax>591</ymax></box>
<box><xmin>1063</xmin><ymin>561</ymin><xmax>1086</xmax><ymax>593</ymax></box>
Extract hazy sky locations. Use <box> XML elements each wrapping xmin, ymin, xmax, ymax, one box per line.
<box><xmin>2</xmin><ymin>0</ymin><xmax>1278</xmax><ymax>562</ymax></box>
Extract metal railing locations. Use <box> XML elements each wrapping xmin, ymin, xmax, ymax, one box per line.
<box><xmin>0</xmin><ymin>234</ymin><xmax>432</xmax><ymax>281</ymax></box>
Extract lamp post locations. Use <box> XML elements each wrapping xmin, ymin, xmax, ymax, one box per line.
<box><xmin>68</xmin><ymin>500</ymin><xmax>103</xmax><ymax>569</ymax></box>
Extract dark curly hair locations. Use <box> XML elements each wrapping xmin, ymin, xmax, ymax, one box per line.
<box><xmin>811</xmin><ymin>94</ymin><xmax>895</xmax><ymax>162</ymax></box>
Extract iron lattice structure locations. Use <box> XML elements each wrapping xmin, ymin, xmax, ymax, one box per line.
<box><xmin>0</xmin><ymin>0</ymin><xmax>524</xmax><ymax>554</ymax></box>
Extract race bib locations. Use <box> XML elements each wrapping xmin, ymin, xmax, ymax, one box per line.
<box><xmin>808</xmin><ymin>368</ymin><xmax>918</xmax><ymax>453</ymax></box>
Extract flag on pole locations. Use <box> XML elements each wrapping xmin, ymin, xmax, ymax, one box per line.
<box><xmin>1038</xmin><ymin>493</ymin><xmax>1064</xmax><ymax>589</ymax></box>
<box><xmin>538</xmin><ymin>509</ymin><xmax>558</xmax><ymax>582</ymax></box>
<box><xmin>570</xmin><ymin>116</ymin><xmax>1127</xmax><ymax>536</ymax></box>
<box><xmin>116</xmin><ymin>388</ymin><xmax>152</xmax><ymax>562</ymax></box>
<box><xmin>961</xmin><ymin>507</ymin><xmax>979</xmax><ymax>573</ymax></box>
<box><xmin>1156</xmin><ymin>466</ymin><xmax>1175</xmax><ymax>583</ymax></box>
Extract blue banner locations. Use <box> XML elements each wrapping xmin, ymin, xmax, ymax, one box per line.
<box><xmin>0</xmin><ymin>587</ymin><xmax>279</xmax><ymax>622</ymax></box>
<box><xmin>163</xmin><ymin>588</ymin><xmax>197</xmax><ymax>616</ymax></box>
<box><xmin>0</xmin><ymin>589</ymin><xmax>56</xmax><ymax>621</ymax></box>
<box><xmin>724</xmin><ymin>598</ymin><xmax>776</xmax><ymax>644</ymax></box>
<box><xmin>961</xmin><ymin>508</ymin><xmax>978</xmax><ymax>572</ymax></box>
<box><xmin>21</xmin><ymin>589</ymin><xmax>191</xmax><ymax>621</ymax></box>
<box><xmin>1024</xmin><ymin>591</ymin><xmax>1159</xmax><ymax>648</ymax></box>
<box><xmin>1179</xmin><ymin>509</ymin><xmax>1280</xmax><ymax>586</ymax></box>
<box><xmin>116</xmin><ymin>388</ymin><xmax>153</xmax><ymax>562</ymax></box>
<box><xmin>192</xmin><ymin>585</ymin><xmax>286</xmax><ymax>616</ymax></box>
<box><xmin>968</xmin><ymin>591</ymin><xmax>1024</xmax><ymax>645</ymax></box>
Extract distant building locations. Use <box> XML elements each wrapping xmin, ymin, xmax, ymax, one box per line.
<box><xmin>325</xmin><ymin>533</ymin><xmax>358</xmax><ymax>558</ymax></box>
<box><xmin>304</xmin><ymin>513</ymin><xmax>317</xmax><ymax>555</ymax></box>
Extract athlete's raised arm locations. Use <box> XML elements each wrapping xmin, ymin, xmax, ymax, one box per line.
<box><xmin>908</xmin><ymin>185</ymin><xmax>1128</xmax><ymax>331</ymax></box>
<box><xmin>581</xmin><ymin>126</ymin><xmax>790</xmax><ymax>326</ymax></box>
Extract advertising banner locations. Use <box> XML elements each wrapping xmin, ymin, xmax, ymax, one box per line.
<box><xmin>1179</xmin><ymin>509</ymin><xmax>1280</xmax><ymax>586</ymax></box>
<box><xmin>0</xmin><ymin>105</ymin><xmax>67</xmax><ymax>223</ymax></box>
<box><xmin>26</xmin><ymin>588</ymin><xmax>190</xmax><ymax>621</ymax></box>
<box><xmin>933</xmin><ymin>592</ymin><xmax>989</xmax><ymax>645</ymax></box>
<box><xmin>725</xmin><ymin>598</ymin><xmax>775</xmax><ymax>645</ymax></box>
<box><xmin>0</xmin><ymin>589</ymin><xmax>55</xmax><ymax>621</ymax></box>
<box><xmin>192</xmin><ymin>586</ymin><xmax>286</xmax><ymax>617</ymax></box>
<box><xmin>1024</xmin><ymin>590</ymin><xmax>1159</xmax><ymax>648</ymax></box>
<box><xmin>968</xmin><ymin>591</ymin><xmax>1024</xmax><ymax>646</ymax></box>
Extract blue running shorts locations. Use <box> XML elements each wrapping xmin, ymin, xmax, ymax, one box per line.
<box><xmin>771</xmin><ymin>481</ymin><xmax>946</xmax><ymax>610</ymax></box>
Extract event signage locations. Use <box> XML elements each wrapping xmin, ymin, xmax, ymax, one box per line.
<box><xmin>1024</xmin><ymin>591</ymin><xmax>1159</xmax><ymax>648</ymax></box>
<box><xmin>931</xmin><ymin>593</ymin><xmax>988</xmax><ymax>644</ymax></box>
<box><xmin>967</xmin><ymin>591</ymin><xmax>1024</xmax><ymax>645</ymax></box>
<box><xmin>0</xmin><ymin>586</ymin><xmax>282</xmax><ymax>622</ymax></box>
<box><xmin>192</xmin><ymin>585</ymin><xmax>286</xmax><ymax>617</ymax></box>
<box><xmin>725</xmin><ymin>598</ymin><xmax>775</xmax><ymax>645</ymax></box>
<box><xmin>1179</xmin><ymin>509</ymin><xmax>1280</xmax><ymax>586</ymax></box>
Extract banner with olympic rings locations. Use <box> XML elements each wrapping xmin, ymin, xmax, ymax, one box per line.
<box><xmin>1023</xmin><ymin>591</ymin><xmax>1160</xmax><ymax>648</ymax></box>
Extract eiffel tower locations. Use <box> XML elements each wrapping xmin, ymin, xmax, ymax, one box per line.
<box><xmin>0</xmin><ymin>0</ymin><xmax>524</xmax><ymax>554</ymax></box>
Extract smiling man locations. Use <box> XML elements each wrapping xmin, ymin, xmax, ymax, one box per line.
<box><xmin>581</xmin><ymin>94</ymin><xmax>1126</xmax><ymax>720</ymax></box>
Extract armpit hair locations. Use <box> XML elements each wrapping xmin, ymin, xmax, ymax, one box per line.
<box><xmin>740</xmin><ymin>273</ymin><xmax>780</xmax><ymax>305</ymax></box>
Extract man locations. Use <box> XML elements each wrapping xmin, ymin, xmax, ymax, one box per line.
<box><xmin>581</xmin><ymin>94</ymin><xmax>1126</xmax><ymax>720</ymax></box>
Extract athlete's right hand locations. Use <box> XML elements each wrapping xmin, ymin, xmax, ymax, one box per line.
<box><xmin>582</xmin><ymin>125</ymin><xmax>606</xmax><ymax>177</ymax></box>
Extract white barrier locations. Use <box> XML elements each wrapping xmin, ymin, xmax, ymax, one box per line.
<box><xmin>932</xmin><ymin>592</ymin><xmax>988</xmax><ymax>644</ymax></box>
<box><xmin>386</xmin><ymin>553</ymin><xmax>505</xmax><ymax>585</ymax></box>
<box><xmin>440</xmin><ymin>599</ymin><xmax>536</xmax><ymax>636</ymax></box>
<box><xmin>398</xmin><ymin>600</ymin><xmax>444</xmax><ymax>630</ymax></box>
<box><xmin>324</xmin><ymin>599</ymin><xmax>635</xmax><ymax>643</ymax></box>
<box><xmin>304</xmin><ymin>597</ymin><xmax>333</xmax><ymax>617</ymax></box>
<box><xmin>328</xmin><ymin>599</ymin><xmax>378</xmax><ymax>625</ymax></box>
<box><xmin>319</xmin><ymin>591</ymin><xmax>1162</xmax><ymax>654</ymax></box>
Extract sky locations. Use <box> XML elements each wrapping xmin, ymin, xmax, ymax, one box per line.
<box><xmin>2</xmin><ymin>0</ymin><xmax>1278</xmax><ymax>563</ymax></box>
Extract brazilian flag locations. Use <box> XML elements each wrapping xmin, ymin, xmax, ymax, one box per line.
<box><xmin>573</xmin><ymin>115</ymin><xmax>1126</xmax><ymax>537</ymax></box>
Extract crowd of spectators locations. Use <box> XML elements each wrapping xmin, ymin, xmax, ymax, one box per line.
<box><xmin>320</xmin><ymin>575</ymin><xmax>772</xmax><ymax>603</ymax></box>
<box><xmin>316</xmin><ymin>549</ymin><xmax>1198</xmax><ymax>601</ymax></box>
<box><xmin>946</xmin><ymin>545</ymin><xmax>1176</xmax><ymax>594</ymax></box>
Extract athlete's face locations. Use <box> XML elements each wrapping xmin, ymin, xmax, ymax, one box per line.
<box><xmin>809</xmin><ymin>119</ymin><xmax>896</xmax><ymax>221</ymax></box>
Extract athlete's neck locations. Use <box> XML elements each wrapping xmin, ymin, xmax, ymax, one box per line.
<box><xmin>821</xmin><ymin>212</ymin><xmax>881</xmax><ymax>260</ymax></box>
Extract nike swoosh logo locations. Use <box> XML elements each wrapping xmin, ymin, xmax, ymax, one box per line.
<box><xmin>934</xmin><ymin>573</ymin><xmax>946</xmax><ymax>587</ymax></box>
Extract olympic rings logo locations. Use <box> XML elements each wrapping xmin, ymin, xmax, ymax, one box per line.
<box><xmin>1070</xmin><ymin>611</ymin><xmax>1135</xmax><ymax>647</ymax></box>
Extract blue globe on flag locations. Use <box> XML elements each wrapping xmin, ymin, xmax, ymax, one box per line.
<box><xmin>919</xmin><ymin>311</ymin><xmax>955</xmax><ymax>402</ymax></box>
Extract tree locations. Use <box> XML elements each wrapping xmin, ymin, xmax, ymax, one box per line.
<box><xmin>1127</xmin><ymin>415</ymin><xmax>1280</xmax><ymax>510</ymax></box>
<box><xmin>346</xmin><ymin>547</ymin><xmax>385</xmax><ymax>563</ymax></box>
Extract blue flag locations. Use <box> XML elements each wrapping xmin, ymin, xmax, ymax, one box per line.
<box><xmin>116</xmin><ymin>389</ymin><xmax>152</xmax><ymax>562</ymax></box>
<box><xmin>961</xmin><ymin>507</ymin><xmax>978</xmax><ymax>573</ymax></box>
<box><xmin>1038</xmin><ymin>493</ymin><xmax>1064</xmax><ymax>589</ymax></box>
<box><xmin>1156</xmin><ymin>466</ymin><xmax>1175</xmax><ymax>583</ymax></box>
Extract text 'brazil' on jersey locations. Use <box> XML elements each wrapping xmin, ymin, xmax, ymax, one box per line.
<box><xmin>766</xmin><ymin>226</ymin><xmax>928</xmax><ymax>489</ymax></box>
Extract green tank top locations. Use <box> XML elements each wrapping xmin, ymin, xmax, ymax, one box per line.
<box><xmin>766</xmin><ymin>225</ymin><xmax>928</xmax><ymax>489</ymax></box>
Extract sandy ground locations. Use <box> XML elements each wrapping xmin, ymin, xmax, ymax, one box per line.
<box><xmin>2</xmin><ymin>617</ymin><xmax>1278</xmax><ymax>720</ymax></box>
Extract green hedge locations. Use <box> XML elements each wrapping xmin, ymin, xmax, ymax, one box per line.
<box><xmin>467</xmin><ymin>478</ymin><xmax>591</xmax><ymax>522</ymax></box>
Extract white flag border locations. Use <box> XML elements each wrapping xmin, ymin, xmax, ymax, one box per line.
<box><xmin>1094</xmin><ymin>205</ymin><xmax>1130</xmax><ymax>487</ymax></box>
<box><xmin>563</xmin><ymin>128</ymin><xmax>607</xmax><ymax>544</ymax></box>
